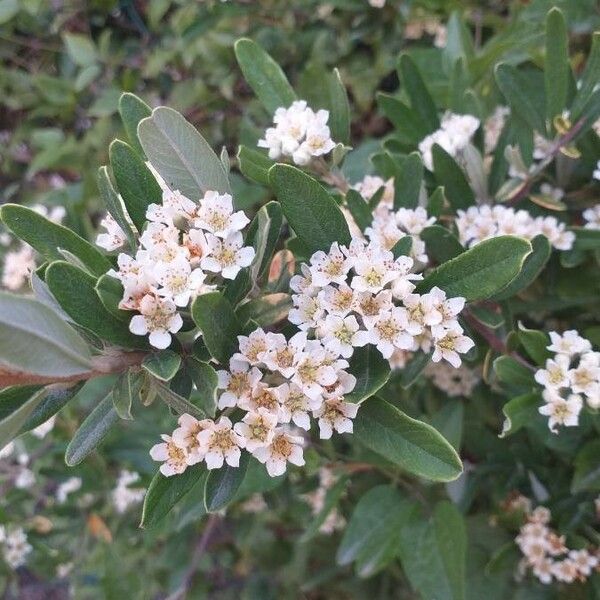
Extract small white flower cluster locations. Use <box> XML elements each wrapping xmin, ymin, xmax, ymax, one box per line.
<box><xmin>592</xmin><ymin>159</ymin><xmax>600</xmax><ymax>181</ymax></box>
<box><xmin>112</xmin><ymin>470</ymin><xmax>145</xmax><ymax>513</ymax></box>
<box><xmin>56</xmin><ymin>476</ymin><xmax>82</xmax><ymax>504</ymax></box>
<box><xmin>534</xmin><ymin>330</ymin><xmax>599</xmax><ymax>433</ymax></box>
<box><xmin>516</xmin><ymin>505</ymin><xmax>598</xmax><ymax>585</ymax></box>
<box><xmin>14</xmin><ymin>453</ymin><xmax>35</xmax><ymax>490</ymax></box>
<box><xmin>0</xmin><ymin>526</ymin><xmax>32</xmax><ymax>570</ymax></box>
<box><xmin>290</xmin><ymin>239</ymin><xmax>474</xmax><ymax>367</ymax></box>
<box><xmin>303</xmin><ymin>467</ymin><xmax>346</xmax><ymax>534</ymax></box>
<box><xmin>258</xmin><ymin>100</ymin><xmax>336</xmax><ymax>165</ymax></box>
<box><xmin>583</xmin><ymin>204</ymin><xmax>600</xmax><ymax>230</ymax></box>
<box><xmin>103</xmin><ymin>187</ymin><xmax>255</xmax><ymax>349</ymax></box>
<box><xmin>484</xmin><ymin>106</ymin><xmax>510</xmax><ymax>155</ymax></box>
<box><xmin>423</xmin><ymin>361</ymin><xmax>479</xmax><ymax>397</ymax></box>
<box><xmin>151</xmin><ymin>325</ymin><xmax>360</xmax><ymax>478</ymax></box>
<box><xmin>418</xmin><ymin>112</ymin><xmax>480</xmax><ymax>170</ymax></box>
<box><xmin>404</xmin><ymin>17</ymin><xmax>447</xmax><ymax>48</ymax></box>
<box><xmin>455</xmin><ymin>205</ymin><xmax>575</xmax><ymax>251</ymax></box>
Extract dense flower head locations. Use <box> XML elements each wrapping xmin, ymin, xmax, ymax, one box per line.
<box><xmin>258</xmin><ymin>100</ymin><xmax>336</xmax><ymax>165</ymax></box>
<box><xmin>534</xmin><ymin>330</ymin><xmax>599</xmax><ymax>432</ymax></box>
<box><xmin>98</xmin><ymin>177</ymin><xmax>255</xmax><ymax>349</ymax></box>
<box><xmin>455</xmin><ymin>205</ymin><xmax>575</xmax><ymax>251</ymax></box>
<box><xmin>112</xmin><ymin>470</ymin><xmax>145</xmax><ymax>514</ymax></box>
<box><xmin>0</xmin><ymin>526</ymin><xmax>32</xmax><ymax>570</ymax></box>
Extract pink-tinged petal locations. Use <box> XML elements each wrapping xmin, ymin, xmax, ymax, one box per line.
<box><xmin>230</xmin><ymin>211</ymin><xmax>250</xmax><ymax>230</ymax></box>
<box><xmin>129</xmin><ymin>315</ymin><xmax>148</xmax><ymax>336</ymax></box>
<box><xmin>178</xmin><ymin>413</ymin><xmax>197</xmax><ymax>428</ymax></box>
<box><xmin>149</xmin><ymin>330</ymin><xmax>171</xmax><ymax>349</ymax></box>
<box><xmin>204</xmin><ymin>451</ymin><xmax>224</xmax><ymax>470</ymax></box>
<box><xmin>160</xmin><ymin>463</ymin><xmax>179</xmax><ymax>477</ymax></box>
<box><xmin>292</xmin><ymin>412</ymin><xmax>311</xmax><ymax>431</ymax></box>
<box><xmin>251</xmin><ymin>447</ymin><xmax>269</xmax><ymax>463</ymax></box>
<box><xmin>217</xmin><ymin>370</ymin><xmax>230</xmax><ymax>388</ymax></box>
<box><xmin>288</xmin><ymin>446</ymin><xmax>305</xmax><ymax>467</ymax></box>
<box><xmin>266</xmin><ymin>457</ymin><xmax>286</xmax><ymax>477</ymax></box>
<box><xmin>169</xmin><ymin>313</ymin><xmax>184</xmax><ymax>333</ymax></box>
<box><xmin>225</xmin><ymin>447</ymin><xmax>241</xmax><ymax>467</ymax></box>
<box><xmin>149</xmin><ymin>443</ymin><xmax>168</xmax><ymax>461</ymax></box>
<box><xmin>200</xmin><ymin>257</ymin><xmax>221</xmax><ymax>273</ymax></box>
<box><xmin>221</xmin><ymin>265</ymin><xmax>241</xmax><ymax>280</ymax></box>
<box><xmin>336</xmin><ymin>418</ymin><xmax>353</xmax><ymax>434</ymax></box>
<box><xmin>318</xmin><ymin>419</ymin><xmax>333</xmax><ymax>440</ymax></box>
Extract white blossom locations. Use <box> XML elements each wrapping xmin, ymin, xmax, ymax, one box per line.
<box><xmin>129</xmin><ymin>294</ymin><xmax>183</xmax><ymax>349</ymax></box>
<box><xmin>252</xmin><ymin>428</ymin><xmax>305</xmax><ymax>477</ymax></box>
<box><xmin>197</xmin><ymin>417</ymin><xmax>245</xmax><ymax>469</ymax></box>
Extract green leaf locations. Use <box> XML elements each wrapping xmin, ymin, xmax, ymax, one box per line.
<box><xmin>65</xmin><ymin>393</ymin><xmax>120</xmax><ymax>466</ymax></box>
<box><xmin>153</xmin><ymin>381</ymin><xmax>205</xmax><ymax>419</ymax></box>
<box><xmin>337</xmin><ymin>485</ymin><xmax>417</xmax><ymax>578</ymax></box>
<box><xmin>398</xmin><ymin>502</ymin><xmax>467</xmax><ymax>600</ymax></box>
<box><xmin>142</xmin><ymin>351</ymin><xmax>182</xmax><ymax>382</ymax></box>
<box><xmin>0</xmin><ymin>204</ymin><xmax>111</xmax><ymax>277</ymax></box>
<box><xmin>246</xmin><ymin>201</ymin><xmax>283</xmax><ymax>281</ymax></box>
<box><xmin>327</xmin><ymin>68</ymin><xmax>351</xmax><ymax>145</ymax></box>
<box><xmin>495</xmin><ymin>64</ymin><xmax>546</xmax><ymax>134</ymax></box>
<box><xmin>392</xmin><ymin>235</ymin><xmax>413</xmax><ymax>259</ymax></box>
<box><xmin>109</xmin><ymin>139</ymin><xmax>163</xmax><ymax>231</ymax></box>
<box><xmin>269</xmin><ymin>164</ymin><xmax>351</xmax><ymax>254</ymax></box>
<box><xmin>191</xmin><ymin>292</ymin><xmax>242</xmax><ymax>364</ymax></box>
<box><xmin>237</xmin><ymin>146</ymin><xmax>274</xmax><ymax>186</ymax></box>
<box><xmin>354</xmin><ymin>397</ymin><xmax>463</xmax><ymax>482</ymax></box>
<box><xmin>141</xmin><ymin>465</ymin><xmax>207</xmax><ymax>529</ymax></box>
<box><xmin>0</xmin><ymin>292</ymin><xmax>92</xmax><ymax>379</ymax></box>
<box><xmin>517</xmin><ymin>324</ymin><xmax>551</xmax><ymax>365</ymax></box>
<box><xmin>62</xmin><ymin>33</ymin><xmax>97</xmax><ymax>67</ymax></box>
<box><xmin>377</xmin><ymin>94</ymin><xmax>429</xmax><ymax>144</ymax></box>
<box><xmin>394</xmin><ymin>152</ymin><xmax>423</xmax><ymax>209</ymax></box>
<box><xmin>571</xmin><ymin>227</ymin><xmax>600</xmax><ymax>251</ymax></box>
<box><xmin>346</xmin><ymin>346</ymin><xmax>391</xmax><ymax>403</ymax></box>
<box><xmin>421</xmin><ymin>225</ymin><xmax>464</xmax><ymax>264</ymax></box>
<box><xmin>138</xmin><ymin>106</ymin><xmax>230</xmax><ymax>199</ymax></box>
<box><xmin>493</xmin><ymin>356</ymin><xmax>535</xmax><ymax>388</ymax></box>
<box><xmin>112</xmin><ymin>370</ymin><xmax>143</xmax><ymax>420</ymax></box>
<box><xmin>45</xmin><ymin>262</ymin><xmax>146</xmax><ymax>349</ymax></box>
<box><xmin>234</xmin><ymin>38</ymin><xmax>297</xmax><ymax>115</ymax></box>
<box><xmin>400</xmin><ymin>352</ymin><xmax>432</xmax><ymax>388</ymax></box>
<box><xmin>345</xmin><ymin>189</ymin><xmax>373</xmax><ymax>232</ymax></box>
<box><xmin>20</xmin><ymin>383</ymin><xmax>82</xmax><ymax>434</ymax></box>
<box><xmin>499</xmin><ymin>392</ymin><xmax>541</xmax><ymax>438</ymax></box>
<box><xmin>431</xmin><ymin>145</ymin><xmax>475</xmax><ymax>209</ymax></box>
<box><xmin>572</xmin><ymin>440</ymin><xmax>600</xmax><ymax>493</ymax></box>
<box><xmin>491</xmin><ymin>235</ymin><xmax>550</xmax><ymax>301</ymax></box>
<box><xmin>118</xmin><ymin>92</ymin><xmax>152</xmax><ymax>156</ymax></box>
<box><xmin>94</xmin><ymin>274</ymin><xmax>129</xmax><ymax>321</ymax></box>
<box><xmin>0</xmin><ymin>386</ymin><xmax>46</xmax><ymax>449</ymax></box>
<box><xmin>398</xmin><ymin>54</ymin><xmax>439</xmax><ymax>132</ymax></box>
<box><xmin>186</xmin><ymin>358</ymin><xmax>218</xmax><ymax>417</ymax></box>
<box><xmin>430</xmin><ymin>403</ymin><xmax>464</xmax><ymax>451</ymax></box>
<box><xmin>97</xmin><ymin>166</ymin><xmax>137</xmax><ymax>249</ymax></box>
<box><xmin>204</xmin><ymin>452</ymin><xmax>250</xmax><ymax>512</ymax></box>
<box><xmin>545</xmin><ymin>8</ymin><xmax>570</xmax><ymax>122</ymax></box>
<box><xmin>571</xmin><ymin>32</ymin><xmax>600</xmax><ymax>118</ymax></box>
<box><xmin>417</xmin><ymin>236</ymin><xmax>532</xmax><ymax>301</ymax></box>
<box><xmin>236</xmin><ymin>293</ymin><xmax>292</xmax><ymax>328</ymax></box>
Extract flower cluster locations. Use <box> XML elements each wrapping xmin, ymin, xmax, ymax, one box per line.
<box><xmin>583</xmin><ymin>204</ymin><xmax>600</xmax><ymax>230</ymax></box>
<box><xmin>303</xmin><ymin>467</ymin><xmax>346</xmax><ymax>534</ymax></box>
<box><xmin>258</xmin><ymin>100</ymin><xmax>336</xmax><ymax>165</ymax></box>
<box><xmin>484</xmin><ymin>106</ymin><xmax>510</xmax><ymax>154</ymax></box>
<box><xmin>516</xmin><ymin>505</ymin><xmax>598</xmax><ymax>585</ymax></box>
<box><xmin>418</xmin><ymin>112</ymin><xmax>480</xmax><ymax>170</ymax></box>
<box><xmin>404</xmin><ymin>16</ymin><xmax>447</xmax><ymax>48</ymax></box>
<box><xmin>101</xmin><ymin>186</ymin><xmax>255</xmax><ymax>349</ymax></box>
<box><xmin>534</xmin><ymin>330</ymin><xmax>599</xmax><ymax>432</ymax></box>
<box><xmin>112</xmin><ymin>470</ymin><xmax>146</xmax><ymax>513</ymax></box>
<box><xmin>290</xmin><ymin>239</ymin><xmax>474</xmax><ymax>367</ymax></box>
<box><xmin>0</xmin><ymin>526</ymin><xmax>32</xmax><ymax>570</ymax></box>
<box><xmin>455</xmin><ymin>205</ymin><xmax>575</xmax><ymax>251</ymax></box>
<box><xmin>56</xmin><ymin>476</ymin><xmax>82</xmax><ymax>504</ymax></box>
<box><xmin>424</xmin><ymin>361</ymin><xmax>480</xmax><ymax>398</ymax></box>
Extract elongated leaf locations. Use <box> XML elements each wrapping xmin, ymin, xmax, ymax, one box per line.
<box><xmin>394</xmin><ymin>152</ymin><xmax>423</xmax><ymax>209</ymax></box>
<box><xmin>377</xmin><ymin>93</ymin><xmax>429</xmax><ymax>143</ymax></box>
<box><xmin>545</xmin><ymin>8</ymin><xmax>570</xmax><ymax>122</ymax></box>
<box><xmin>234</xmin><ymin>38</ymin><xmax>296</xmax><ymax>115</ymax></box>
<box><xmin>571</xmin><ymin>32</ymin><xmax>600</xmax><ymax>118</ymax></box>
<box><xmin>401</xmin><ymin>351</ymin><xmax>432</xmax><ymax>388</ymax></box>
<box><xmin>138</xmin><ymin>106</ymin><xmax>230</xmax><ymax>199</ymax></box>
<box><xmin>237</xmin><ymin>145</ymin><xmax>274</xmax><ymax>186</ymax></box>
<box><xmin>269</xmin><ymin>164</ymin><xmax>351</xmax><ymax>254</ymax></box>
<box><xmin>417</xmin><ymin>236</ymin><xmax>532</xmax><ymax>301</ymax></box>
<box><xmin>346</xmin><ymin>346</ymin><xmax>390</xmax><ymax>403</ymax></box>
<box><xmin>95</xmin><ymin>274</ymin><xmax>129</xmax><ymax>321</ymax></box>
<box><xmin>109</xmin><ymin>139</ymin><xmax>162</xmax><ymax>231</ymax></box>
<box><xmin>191</xmin><ymin>292</ymin><xmax>242</xmax><ymax>364</ymax></box>
<box><xmin>0</xmin><ymin>204</ymin><xmax>110</xmax><ymax>277</ymax></box>
<box><xmin>142</xmin><ymin>351</ymin><xmax>181</xmax><ymax>382</ymax></box>
<box><xmin>118</xmin><ymin>92</ymin><xmax>152</xmax><ymax>155</ymax></box>
<box><xmin>0</xmin><ymin>292</ymin><xmax>92</xmax><ymax>380</ymax></box>
<box><xmin>327</xmin><ymin>68</ymin><xmax>351</xmax><ymax>144</ymax></box>
<box><xmin>492</xmin><ymin>235</ymin><xmax>550</xmax><ymax>301</ymax></box>
<box><xmin>0</xmin><ymin>387</ymin><xmax>47</xmax><ymax>449</ymax></box>
<box><xmin>141</xmin><ymin>464</ymin><xmax>207</xmax><ymax>528</ymax></box>
<box><xmin>517</xmin><ymin>324</ymin><xmax>551</xmax><ymax>365</ymax></box>
<box><xmin>246</xmin><ymin>201</ymin><xmax>283</xmax><ymax>280</ymax></box>
<box><xmin>65</xmin><ymin>393</ymin><xmax>120</xmax><ymax>466</ymax></box>
<box><xmin>571</xmin><ymin>227</ymin><xmax>600</xmax><ymax>251</ymax></box>
<box><xmin>421</xmin><ymin>225</ymin><xmax>464</xmax><ymax>264</ymax></box>
<box><xmin>345</xmin><ymin>189</ymin><xmax>372</xmax><ymax>232</ymax></box>
<box><xmin>572</xmin><ymin>440</ymin><xmax>600</xmax><ymax>493</ymax></box>
<box><xmin>337</xmin><ymin>485</ymin><xmax>417</xmax><ymax>578</ymax></box>
<box><xmin>186</xmin><ymin>358</ymin><xmax>218</xmax><ymax>417</ymax></box>
<box><xmin>20</xmin><ymin>383</ymin><xmax>82</xmax><ymax>434</ymax></box>
<box><xmin>112</xmin><ymin>370</ymin><xmax>142</xmax><ymax>420</ymax></box>
<box><xmin>431</xmin><ymin>145</ymin><xmax>474</xmax><ymax>209</ymax></box>
<box><xmin>499</xmin><ymin>392</ymin><xmax>541</xmax><ymax>438</ymax></box>
<box><xmin>204</xmin><ymin>452</ymin><xmax>250</xmax><ymax>512</ymax></box>
<box><xmin>493</xmin><ymin>356</ymin><xmax>535</xmax><ymax>388</ymax></box>
<box><xmin>354</xmin><ymin>397</ymin><xmax>462</xmax><ymax>482</ymax></box>
<box><xmin>45</xmin><ymin>262</ymin><xmax>145</xmax><ymax>349</ymax></box>
<box><xmin>97</xmin><ymin>166</ymin><xmax>137</xmax><ymax>249</ymax></box>
<box><xmin>398</xmin><ymin>54</ymin><xmax>439</xmax><ymax>132</ymax></box>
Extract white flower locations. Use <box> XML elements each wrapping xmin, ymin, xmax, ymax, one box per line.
<box><xmin>292</xmin><ymin>346</ymin><xmax>338</xmax><ymax>399</ymax></box>
<box><xmin>288</xmin><ymin>293</ymin><xmax>325</xmax><ymax>330</ymax></box>
<box><xmin>351</xmin><ymin>257</ymin><xmax>398</xmax><ymax>293</ymax></box>
<box><xmin>547</xmin><ymin>330</ymin><xmax>592</xmax><ymax>356</ymax></box>
<box><xmin>308</xmin><ymin>243</ymin><xmax>353</xmax><ymax>288</ymax></box>
<box><xmin>274</xmin><ymin>383</ymin><xmax>322</xmax><ymax>430</ymax></box>
<box><xmin>183</xmin><ymin>228</ymin><xmax>209</xmax><ymax>266</ymax></box>
<box><xmin>319</xmin><ymin>314</ymin><xmax>362</xmax><ymax>358</ymax></box>
<box><xmin>261</xmin><ymin>331</ymin><xmax>306</xmax><ymax>378</ymax></box>
<box><xmin>314</xmin><ymin>397</ymin><xmax>359</xmax><ymax>439</ymax></box>
<box><xmin>354</xmin><ymin>308</ymin><xmax>414</xmax><ymax>359</ymax></box>
<box><xmin>233</xmin><ymin>408</ymin><xmax>278</xmax><ymax>452</ymax></box>
<box><xmin>129</xmin><ymin>294</ymin><xmax>183</xmax><ymax>349</ymax></box>
<box><xmin>352</xmin><ymin>175</ymin><xmax>394</xmax><ymax>207</ymax></box>
<box><xmin>583</xmin><ymin>204</ymin><xmax>600</xmax><ymax>230</ymax></box>
<box><xmin>352</xmin><ymin>290</ymin><xmax>393</xmax><ymax>325</ymax></box>
<box><xmin>2</xmin><ymin>244</ymin><xmax>35</xmax><ymax>290</ymax></box>
<box><xmin>112</xmin><ymin>470</ymin><xmax>145</xmax><ymax>513</ymax></box>
<box><xmin>155</xmin><ymin>258</ymin><xmax>206</xmax><ymax>306</ymax></box>
<box><xmin>538</xmin><ymin>393</ymin><xmax>583</xmax><ymax>432</ymax></box>
<box><xmin>15</xmin><ymin>468</ymin><xmax>35</xmax><ymax>490</ymax></box>
<box><xmin>146</xmin><ymin>189</ymin><xmax>196</xmax><ymax>225</ymax></box>
<box><xmin>56</xmin><ymin>476</ymin><xmax>82</xmax><ymax>503</ymax></box>
<box><xmin>551</xmin><ymin>559</ymin><xmax>579</xmax><ymax>583</ymax></box>
<box><xmin>238</xmin><ymin>383</ymin><xmax>281</xmax><ymax>416</ymax></box>
<box><xmin>96</xmin><ymin>214</ymin><xmax>128</xmax><ymax>251</ymax></box>
<box><xmin>534</xmin><ymin>354</ymin><xmax>571</xmax><ymax>389</ymax></box>
<box><xmin>293</xmin><ymin>117</ymin><xmax>336</xmax><ymax>165</ymax></box>
<box><xmin>197</xmin><ymin>417</ymin><xmax>245</xmax><ymax>469</ymax></box>
<box><xmin>569</xmin><ymin>549</ymin><xmax>598</xmax><ymax>576</ymax></box>
<box><xmin>217</xmin><ymin>360</ymin><xmax>263</xmax><ymax>409</ymax></box>
<box><xmin>171</xmin><ymin>413</ymin><xmax>212</xmax><ymax>465</ymax></box>
<box><xmin>431</xmin><ymin>323</ymin><xmax>475</xmax><ymax>368</ymax></box>
<box><xmin>0</xmin><ymin>442</ymin><xmax>14</xmax><ymax>460</ymax></box>
<box><xmin>318</xmin><ymin>284</ymin><xmax>356</xmax><ymax>316</ymax></box>
<box><xmin>150</xmin><ymin>434</ymin><xmax>189</xmax><ymax>476</ymax></box>
<box><xmin>594</xmin><ymin>159</ymin><xmax>600</xmax><ymax>181</ymax></box>
<box><xmin>252</xmin><ymin>428</ymin><xmax>305</xmax><ymax>477</ymax></box>
<box><xmin>201</xmin><ymin>232</ymin><xmax>255</xmax><ymax>279</ymax></box>
<box><xmin>569</xmin><ymin>359</ymin><xmax>600</xmax><ymax>396</ymax></box>
<box><xmin>194</xmin><ymin>191</ymin><xmax>250</xmax><ymax>238</ymax></box>
<box><xmin>234</xmin><ymin>328</ymin><xmax>269</xmax><ymax>365</ymax></box>
<box><xmin>1</xmin><ymin>528</ymin><xmax>32</xmax><ymax>569</ymax></box>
